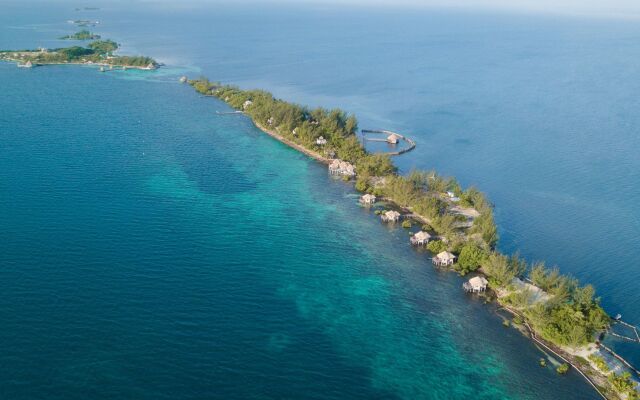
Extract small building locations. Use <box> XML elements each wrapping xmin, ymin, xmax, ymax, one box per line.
<box><xmin>432</xmin><ymin>251</ymin><xmax>456</xmax><ymax>266</ymax></box>
<box><xmin>316</xmin><ymin>136</ymin><xmax>327</xmax><ymax>146</ymax></box>
<box><xmin>243</xmin><ymin>100</ymin><xmax>253</xmax><ymax>110</ymax></box>
<box><xmin>446</xmin><ymin>191</ymin><xmax>460</xmax><ymax>202</ymax></box>
<box><xmin>463</xmin><ymin>276</ymin><xmax>489</xmax><ymax>293</ymax></box>
<box><xmin>410</xmin><ymin>231</ymin><xmax>431</xmax><ymax>246</ymax></box>
<box><xmin>179</xmin><ymin>76</ymin><xmax>188</xmax><ymax>83</ymax></box>
<box><xmin>292</xmin><ymin>128</ymin><xmax>298</xmax><ymax>136</ymax></box>
<box><xmin>381</xmin><ymin>210</ymin><xmax>401</xmax><ymax>222</ymax></box>
<box><xmin>387</xmin><ymin>134</ymin><xmax>400</xmax><ymax>144</ymax></box>
<box><xmin>329</xmin><ymin>159</ymin><xmax>356</xmax><ymax>177</ymax></box>
<box><xmin>267</xmin><ymin>117</ymin><xmax>275</xmax><ymax>126</ymax></box>
<box><xmin>360</xmin><ymin>193</ymin><xmax>376</xmax><ymax>205</ymax></box>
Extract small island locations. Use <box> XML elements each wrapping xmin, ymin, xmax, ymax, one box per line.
<box><xmin>0</xmin><ymin>39</ymin><xmax>158</xmax><ymax>70</ymax></box>
<box><xmin>60</xmin><ymin>30</ymin><xmax>101</xmax><ymax>40</ymax></box>
<box><xmin>67</xmin><ymin>19</ymin><xmax>99</xmax><ymax>27</ymax></box>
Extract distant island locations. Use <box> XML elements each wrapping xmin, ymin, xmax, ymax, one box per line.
<box><xmin>67</xmin><ymin>19</ymin><xmax>99</xmax><ymax>27</ymax></box>
<box><xmin>0</xmin><ymin>39</ymin><xmax>157</xmax><ymax>70</ymax></box>
<box><xmin>75</xmin><ymin>7</ymin><xmax>100</xmax><ymax>11</ymax></box>
<box><xmin>59</xmin><ymin>30</ymin><xmax>101</xmax><ymax>40</ymax></box>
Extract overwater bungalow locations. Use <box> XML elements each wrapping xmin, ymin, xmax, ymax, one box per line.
<box><xmin>410</xmin><ymin>231</ymin><xmax>431</xmax><ymax>246</ymax></box>
<box><xmin>243</xmin><ymin>100</ymin><xmax>253</xmax><ymax>110</ymax></box>
<box><xmin>360</xmin><ymin>193</ymin><xmax>376</xmax><ymax>205</ymax></box>
<box><xmin>433</xmin><ymin>251</ymin><xmax>456</xmax><ymax>266</ymax></box>
<box><xmin>387</xmin><ymin>133</ymin><xmax>400</xmax><ymax>144</ymax></box>
<box><xmin>463</xmin><ymin>276</ymin><xmax>488</xmax><ymax>293</ymax></box>
<box><xmin>316</xmin><ymin>136</ymin><xmax>327</xmax><ymax>146</ymax></box>
<box><xmin>381</xmin><ymin>210</ymin><xmax>401</xmax><ymax>222</ymax></box>
<box><xmin>328</xmin><ymin>159</ymin><xmax>356</xmax><ymax>177</ymax></box>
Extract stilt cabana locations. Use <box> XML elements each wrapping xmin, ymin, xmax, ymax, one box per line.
<box><xmin>432</xmin><ymin>251</ymin><xmax>456</xmax><ymax>266</ymax></box>
<box><xmin>381</xmin><ymin>210</ymin><xmax>401</xmax><ymax>222</ymax></box>
<box><xmin>360</xmin><ymin>193</ymin><xmax>376</xmax><ymax>205</ymax></box>
<box><xmin>463</xmin><ymin>276</ymin><xmax>488</xmax><ymax>293</ymax></box>
<box><xmin>410</xmin><ymin>231</ymin><xmax>431</xmax><ymax>246</ymax></box>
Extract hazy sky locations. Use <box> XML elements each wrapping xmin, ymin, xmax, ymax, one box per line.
<box><xmin>250</xmin><ymin>0</ymin><xmax>640</xmax><ymax>19</ymax></box>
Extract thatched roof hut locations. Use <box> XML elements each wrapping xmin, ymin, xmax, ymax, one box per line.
<box><xmin>433</xmin><ymin>251</ymin><xmax>456</xmax><ymax>266</ymax></box>
<box><xmin>410</xmin><ymin>231</ymin><xmax>431</xmax><ymax>245</ymax></box>
<box><xmin>381</xmin><ymin>210</ymin><xmax>401</xmax><ymax>222</ymax></box>
<box><xmin>463</xmin><ymin>276</ymin><xmax>488</xmax><ymax>292</ymax></box>
<box><xmin>360</xmin><ymin>193</ymin><xmax>376</xmax><ymax>205</ymax></box>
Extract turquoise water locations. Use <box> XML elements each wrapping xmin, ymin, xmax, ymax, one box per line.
<box><xmin>1</xmin><ymin>1</ymin><xmax>638</xmax><ymax>399</ymax></box>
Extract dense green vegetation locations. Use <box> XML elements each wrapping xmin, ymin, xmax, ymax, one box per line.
<box><xmin>608</xmin><ymin>372</ymin><xmax>640</xmax><ymax>399</ymax></box>
<box><xmin>60</xmin><ymin>30</ymin><xmax>101</xmax><ymax>40</ymax></box>
<box><xmin>187</xmin><ymin>77</ymin><xmax>611</xmax><ymax>353</ymax></box>
<box><xmin>524</xmin><ymin>263</ymin><xmax>609</xmax><ymax>346</ymax></box>
<box><xmin>587</xmin><ymin>354</ymin><xmax>610</xmax><ymax>373</ymax></box>
<box><xmin>0</xmin><ymin>39</ymin><xmax>156</xmax><ymax>68</ymax></box>
<box><xmin>556</xmin><ymin>363</ymin><xmax>569</xmax><ymax>374</ymax></box>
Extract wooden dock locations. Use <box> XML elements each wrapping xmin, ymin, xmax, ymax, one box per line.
<box><xmin>361</xmin><ymin>129</ymin><xmax>416</xmax><ymax>156</ymax></box>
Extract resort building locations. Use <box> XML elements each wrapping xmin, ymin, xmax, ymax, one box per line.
<box><xmin>381</xmin><ymin>210</ymin><xmax>401</xmax><ymax>222</ymax></box>
<box><xmin>387</xmin><ymin>133</ymin><xmax>400</xmax><ymax>144</ymax></box>
<box><xmin>243</xmin><ymin>100</ymin><xmax>253</xmax><ymax>110</ymax></box>
<box><xmin>316</xmin><ymin>136</ymin><xmax>327</xmax><ymax>146</ymax></box>
<box><xmin>360</xmin><ymin>193</ymin><xmax>376</xmax><ymax>205</ymax></box>
<box><xmin>463</xmin><ymin>276</ymin><xmax>489</xmax><ymax>293</ymax></box>
<box><xmin>328</xmin><ymin>159</ymin><xmax>356</xmax><ymax>177</ymax></box>
<box><xmin>410</xmin><ymin>231</ymin><xmax>431</xmax><ymax>246</ymax></box>
<box><xmin>432</xmin><ymin>251</ymin><xmax>456</xmax><ymax>266</ymax></box>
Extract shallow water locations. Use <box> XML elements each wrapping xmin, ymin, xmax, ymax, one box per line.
<box><xmin>1</xmin><ymin>1</ymin><xmax>638</xmax><ymax>398</ymax></box>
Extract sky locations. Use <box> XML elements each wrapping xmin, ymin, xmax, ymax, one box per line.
<box><xmin>282</xmin><ymin>0</ymin><xmax>640</xmax><ymax>19</ymax></box>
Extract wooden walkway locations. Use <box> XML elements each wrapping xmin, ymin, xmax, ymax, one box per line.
<box><xmin>361</xmin><ymin>129</ymin><xmax>416</xmax><ymax>156</ymax></box>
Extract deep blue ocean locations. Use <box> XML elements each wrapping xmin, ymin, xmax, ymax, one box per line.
<box><xmin>1</xmin><ymin>1</ymin><xmax>639</xmax><ymax>399</ymax></box>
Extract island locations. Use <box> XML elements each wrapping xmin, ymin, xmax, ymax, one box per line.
<box><xmin>59</xmin><ymin>30</ymin><xmax>101</xmax><ymax>40</ymax></box>
<box><xmin>67</xmin><ymin>19</ymin><xmax>99</xmax><ymax>27</ymax></box>
<box><xmin>0</xmin><ymin>39</ymin><xmax>157</xmax><ymax>70</ymax></box>
<box><xmin>185</xmin><ymin>77</ymin><xmax>640</xmax><ymax>400</ymax></box>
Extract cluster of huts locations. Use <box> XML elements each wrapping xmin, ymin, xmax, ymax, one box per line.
<box><xmin>329</xmin><ymin>159</ymin><xmax>356</xmax><ymax>177</ymax></box>
<box><xmin>328</xmin><ymin>154</ymin><xmax>487</xmax><ymax>297</ymax></box>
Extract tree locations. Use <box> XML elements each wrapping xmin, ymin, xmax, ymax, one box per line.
<box><xmin>456</xmin><ymin>243</ymin><xmax>488</xmax><ymax>274</ymax></box>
